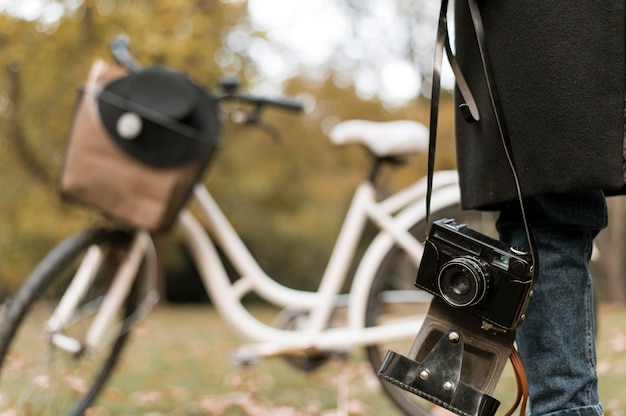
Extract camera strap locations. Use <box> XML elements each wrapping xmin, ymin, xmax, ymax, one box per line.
<box><xmin>425</xmin><ymin>0</ymin><xmax>538</xmax><ymax>276</ymax></box>
<box><xmin>424</xmin><ymin>1</ymin><xmax>533</xmax><ymax>414</ymax></box>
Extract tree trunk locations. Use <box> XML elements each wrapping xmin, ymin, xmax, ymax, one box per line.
<box><xmin>595</xmin><ymin>197</ymin><xmax>626</xmax><ymax>305</ymax></box>
<box><xmin>5</xmin><ymin>63</ymin><xmax>53</xmax><ymax>184</ymax></box>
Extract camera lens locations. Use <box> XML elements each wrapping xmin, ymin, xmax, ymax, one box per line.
<box><xmin>437</xmin><ymin>257</ymin><xmax>488</xmax><ymax>307</ymax></box>
<box><xmin>450</xmin><ymin>274</ymin><xmax>471</xmax><ymax>296</ymax></box>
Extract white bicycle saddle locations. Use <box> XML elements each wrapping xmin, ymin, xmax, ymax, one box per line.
<box><xmin>329</xmin><ymin>119</ymin><xmax>428</xmax><ymax>158</ymax></box>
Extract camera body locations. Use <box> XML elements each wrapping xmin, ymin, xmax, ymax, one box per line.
<box><xmin>415</xmin><ymin>218</ymin><xmax>534</xmax><ymax>331</ymax></box>
<box><xmin>378</xmin><ymin>218</ymin><xmax>535</xmax><ymax>416</ymax></box>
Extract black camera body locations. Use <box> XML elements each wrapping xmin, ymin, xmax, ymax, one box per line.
<box><xmin>378</xmin><ymin>218</ymin><xmax>536</xmax><ymax>416</ymax></box>
<box><xmin>415</xmin><ymin>218</ymin><xmax>534</xmax><ymax>331</ymax></box>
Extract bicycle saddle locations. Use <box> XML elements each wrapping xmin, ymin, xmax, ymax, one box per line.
<box><xmin>329</xmin><ymin>119</ymin><xmax>428</xmax><ymax>158</ymax></box>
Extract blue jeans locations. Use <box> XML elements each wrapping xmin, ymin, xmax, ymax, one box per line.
<box><xmin>496</xmin><ymin>191</ymin><xmax>607</xmax><ymax>416</ymax></box>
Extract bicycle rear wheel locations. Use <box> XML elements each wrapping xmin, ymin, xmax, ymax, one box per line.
<box><xmin>365</xmin><ymin>206</ymin><xmax>497</xmax><ymax>416</ymax></box>
<box><xmin>0</xmin><ymin>228</ymin><xmax>153</xmax><ymax>416</ymax></box>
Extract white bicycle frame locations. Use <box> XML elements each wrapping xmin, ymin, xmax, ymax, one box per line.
<box><xmin>47</xmin><ymin>232</ymin><xmax>159</xmax><ymax>354</ymax></box>
<box><xmin>46</xmin><ymin>168</ymin><xmax>463</xmax><ymax>361</ymax></box>
<box><xmin>178</xmin><ymin>169</ymin><xmax>461</xmax><ymax>360</ymax></box>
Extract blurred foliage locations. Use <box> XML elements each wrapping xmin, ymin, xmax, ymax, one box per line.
<box><xmin>0</xmin><ymin>0</ymin><xmax>457</xmax><ymax>297</ymax></box>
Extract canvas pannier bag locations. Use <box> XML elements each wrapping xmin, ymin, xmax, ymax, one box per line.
<box><xmin>60</xmin><ymin>60</ymin><xmax>220</xmax><ymax>232</ymax></box>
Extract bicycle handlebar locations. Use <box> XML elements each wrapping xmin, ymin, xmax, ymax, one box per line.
<box><xmin>218</xmin><ymin>92</ymin><xmax>304</xmax><ymax>114</ymax></box>
<box><xmin>109</xmin><ymin>35</ymin><xmax>304</xmax><ymax>116</ymax></box>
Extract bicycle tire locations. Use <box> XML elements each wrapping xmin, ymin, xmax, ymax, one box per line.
<box><xmin>0</xmin><ymin>228</ymin><xmax>147</xmax><ymax>416</ymax></box>
<box><xmin>364</xmin><ymin>205</ymin><xmax>498</xmax><ymax>416</ymax></box>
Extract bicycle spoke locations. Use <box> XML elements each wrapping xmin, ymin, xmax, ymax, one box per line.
<box><xmin>0</xmin><ymin>229</ymin><xmax>149</xmax><ymax>416</ymax></box>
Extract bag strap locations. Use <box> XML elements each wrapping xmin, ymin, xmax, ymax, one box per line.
<box><xmin>97</xmin><ymin>89</ymin><xmax>205</xmax><ymax>142</ymax></box>
<box><xmin>505</xmin><ymin>348</ymin><xmax>529</xmax><ymax>416</ymax></box>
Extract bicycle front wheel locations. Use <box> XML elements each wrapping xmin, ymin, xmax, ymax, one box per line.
<box><xmin>365</xmin><ymin>206</ymin><xmax>497</xmax><ymax>416</ymax></box>
<box><xmin>0</xmin><ymin>228</ymin><xmax>152</xmax><ymax>416</ymax></box>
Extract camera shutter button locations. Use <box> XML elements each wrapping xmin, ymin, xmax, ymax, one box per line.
<box><xmin>510</xmin><ymin>246</ymin><xmax>528</xmax><ymax>255</ymax></box>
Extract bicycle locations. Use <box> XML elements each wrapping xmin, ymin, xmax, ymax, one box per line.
<box><xmin>0</xmin><ymin>38</ymin><xmax>497</xmax><ymax>416</ymax></box>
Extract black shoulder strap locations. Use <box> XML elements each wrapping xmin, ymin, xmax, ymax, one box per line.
<box><xmin>425</xmin><ymin>0</ymin><xmax>537</xmax><ymax>279</ymax></box>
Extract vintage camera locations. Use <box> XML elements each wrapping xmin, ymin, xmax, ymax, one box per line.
<box><xmin>378</xmin><ymin>218</ymin><xmax>534</xmax><ymax>416</ymax></box>
<box><xmin>416</xmin><ymin>217</ymin><xmax>533</xmax><ymax>331</ymax></box>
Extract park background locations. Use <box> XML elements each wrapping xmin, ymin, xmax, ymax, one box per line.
<box><xmin>0</xmin><ymin>1</ymin><xmax>625</xmax><ymax>414</ymax></box>
<box><xmin>0</xmin><ymin>0</ymin><xmax>459</xmax><ymax>298</ymax></box>
<box><xmin>1</xmin><ymin>0</ymin><xmax>625</xmax><ymax>304</ymax></box>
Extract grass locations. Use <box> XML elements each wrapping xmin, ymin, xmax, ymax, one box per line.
<box><xmin>0</xmin><ymin>302</ymin><xmax>623</xmax><ymax>415</ymax></box>
<box><xmin>75</xmin><ymin>303</ymin><xmax>626</xmax><ymax>416</ymax></box>
<box><xmin>596</xmin><ymin>304</ymin><xmax>626</xmax><ymax>415</ymax></box>
<box><xmin>89</xmin><ymin>304</ymin><xmax>402</xmax><ymax>416</ymax></box>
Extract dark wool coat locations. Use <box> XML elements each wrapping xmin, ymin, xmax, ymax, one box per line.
<box><xmin>454</xmin><ymin>0</ymin><xmax>626</xmax><ymax>210</ymax></box>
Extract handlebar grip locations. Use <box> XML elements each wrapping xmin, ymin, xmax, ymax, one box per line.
<box><xmin>110</xmin><ymin>35</ymin><xmax>141</xmax><ymax>72</ymax></box>
<box><xmin>235</xmin><ymin>94</ymin><xmax>304</xmax><ymax>112</ymax></box>
<box><xmin>262</xmin><ymin>97</ymin><xmax>304</xmax><ymax>112</ymax></box>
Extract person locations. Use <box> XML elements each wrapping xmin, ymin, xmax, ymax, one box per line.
<box><xmin>453</xmin><ymin>1</ymin><xmax>625</xmax><ymax>415</ymax></box>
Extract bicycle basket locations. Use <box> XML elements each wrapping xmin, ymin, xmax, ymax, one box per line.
<box><xmin>60</xmin><ymin>60</ymin><xmax>220</xmax><ymax>232</ymax></box>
